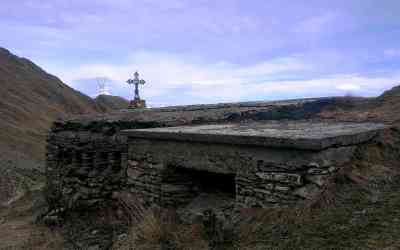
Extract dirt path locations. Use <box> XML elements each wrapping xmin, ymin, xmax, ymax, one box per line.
<box><xmin>0</xmin><ymin>191</ymin><xmax>63</xmax><ymax>250</ymax></box>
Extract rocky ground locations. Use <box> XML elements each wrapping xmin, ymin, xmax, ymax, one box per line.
<box><xmin>0</xmin><ymin>190</ymin><xmax>63</xmax><ymax>249</ymax></box>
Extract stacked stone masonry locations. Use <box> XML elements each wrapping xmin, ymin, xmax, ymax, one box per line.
<box><xmin>123</xmin><ymin>140</ymin><xmax>352</xmax><ymax>208</ymax></box>
<box><xmin>122</xmin><ymin>122</ymin><xmax>385</xmax><ymax>208</ymax></box>
<box><xmin>45</xmin><ymin>100</ymin><xmax>387</xmax><ymax>211</ymax></box>
<box><xmin>46</xmin><ymin>131</ymin><xmax>128</xmax><ymax>209</ymax></box>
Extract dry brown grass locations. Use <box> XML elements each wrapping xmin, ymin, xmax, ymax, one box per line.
<box><xmin>113</xmin><ymin>192</ymin><xmax>208</xmax><ymax>250</ymax></box>
<box><xmin>19</xmin><ymin>225</ymin><xmax>64</xmax><ymax>250</ymax></box>
<box><xmin>133</xmin><ymin>210</ymin><xmax>207</xmax><ymax>250</ymax></box>
<box><xmin>236</xmin><ymin>206</ymin><xmax>313</xmax><ymax>249</ymax></box>
<box><xmin>0</xmin><ymin>47</ymin><xmax>104</xmax><ymax>169</ymax></box>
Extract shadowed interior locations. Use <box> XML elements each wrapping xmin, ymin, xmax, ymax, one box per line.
<box><xmin>161</xmin><ymin>166</ymin><xmax>236</xmax><ymax>208</ymax></box>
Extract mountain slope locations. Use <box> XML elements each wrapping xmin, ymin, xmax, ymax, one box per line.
<box><xmin>318</xmin><ymin>85</ymin><xmax>400</xmax><ymax>125</ymax></box>
<box><xmin>373</xmin><ymin>85</ymin><xmax>400</xmax><ymax>124</ymax></box>
<box><xmin>379</xmin><ymin>85</ymin><xmax>400</xmax><ymax>99</ymax></box>
<box><xmin>94</xmin><ymin>94</ymin><xmax>129</xmax><ymax>110</ymax></box>
<box><xmin>0</xmin><ymin>48</ymin><xmax>104</xmax><ymax>169</ymax></box>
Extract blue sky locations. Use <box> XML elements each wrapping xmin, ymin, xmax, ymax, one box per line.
<box><xmin>1</xmin><ymin>0</ymin><xmax>400</xmax><ymax>106</ymax></box>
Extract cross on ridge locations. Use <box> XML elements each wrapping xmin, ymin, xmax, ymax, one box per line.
<box><xmin>127</xmin><ymin>71</ymin><xmax>146</xmax><ymax>101</ymax></box>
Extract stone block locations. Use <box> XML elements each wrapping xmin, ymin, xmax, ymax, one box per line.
<box><xmin>307</xmin><ymin>168</ymin><xmax>330</xmax><ymax>175</ymax></box>
<box><xmin>256</xmin><ymin>172</ymin><xmax>303</xmax><ymax>186</ymax></box>
<box><xmin>275</xmin><ymin>185</ymin><xmax>291</xmax><ymax>192</ymax></box>
<box><xmin>253</xmin><ymin>188</ymin><xmax>272</xmax><ymax>195</ymax></box>
<box><xmin>128</xmin><ymin>160</ymin><xmax>139</xmax><ymax>166</ymax></box>
<box><xmin>293</xmin><ymin>184</ymin><xmax>321</xmax><ymax>200</ymax></box>
<box><xmin>126</xmin><ymin>167</ymin><xmax>142</xmax><ymax>180</ymax></box>
<box><xmin>305</xmin><ymin>175</ymin><xmax>330</xmax><ymax>187</ymax></box>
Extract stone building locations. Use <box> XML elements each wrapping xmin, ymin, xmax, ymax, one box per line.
<box><xmin>122</xmin><ymin>122</ymin><xmax>385</xmax><ymax>209</ymax></box>
<box><xmin>45</xmin><ymin>98</ymin><xmax>388</xmax><ymax>213</ymax></box>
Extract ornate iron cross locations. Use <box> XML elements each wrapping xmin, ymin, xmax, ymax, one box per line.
<box><xmin>127</xmin><ymin>71</ymin><xmax>146</xmax><ymax>100</ymax></box>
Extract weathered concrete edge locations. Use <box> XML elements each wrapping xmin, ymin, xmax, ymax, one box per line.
<box><xmin>55</xmin><ymin>97</ymin><xmax>338</xmax><ymax>127</ymax></box>
<box><xmin>121</xmin><ymin>126</ymin><xmax>387</xmax><ymax>151</ymax></box>
<box><xmin>119</xmin><ymin>98</ymin><xmax>323</xmax><ymax>113</ymax></box>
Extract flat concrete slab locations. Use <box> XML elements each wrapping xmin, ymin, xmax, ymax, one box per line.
<box><xmin>122</xmin><ymin>121</ymin><xmax>386</xmax><ymax>150</ymax></box>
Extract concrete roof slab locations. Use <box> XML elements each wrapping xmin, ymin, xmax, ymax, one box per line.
<box><xmin>122</xmin><ymin>121</ymin><xmax>387</xmax><ymax>150</ymax></box>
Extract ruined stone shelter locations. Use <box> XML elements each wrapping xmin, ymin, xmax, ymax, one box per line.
<box><xmin>45</xmin><ymin>98</ymin><xmax>388</xmax><ymax>213</ymax></box>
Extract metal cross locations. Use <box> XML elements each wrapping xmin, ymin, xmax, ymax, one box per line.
<box><xmin>127</xmin><ymin>71</ymin><xmax>146</xmax><ymax>100</ymax></box>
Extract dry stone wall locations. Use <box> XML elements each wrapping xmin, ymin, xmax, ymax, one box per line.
<box><xmin>125</xmin><ymin>138</ymin><xmax>359</xmax><ymax>208</ymax></box>
<box><xmin>46</xmin><ymin>131</ymin><xmax>128</xmax><ymax>210</ymax></box>
<box><xmin>45</xmin><ymin>98</ymin><xmax>378</xmax><ymax>212</ymax></box>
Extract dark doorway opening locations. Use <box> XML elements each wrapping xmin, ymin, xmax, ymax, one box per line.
<box><xmin>161</xmin><ymin>166</ymin><xmax>236</xmax><ymax>208</ymax></box>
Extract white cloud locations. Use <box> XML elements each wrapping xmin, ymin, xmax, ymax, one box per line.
<box><xmin>59</xmin><ymin>50</ymin><xmax>310</xmax><ymax>100</ymax></box>
<box><xmin>336</xmin><ymin>83</ymin><xmax>361</xmax><ymax>91</ymax></box>
<box><xmin>50</xmin><ymin>50</ymin><xmax>400</xmax><ymax>106</ymax></box>
<box><xmin>251</xmin><ymin>75</ymin><xmax>396</xmax><ymax>96</ymax></box>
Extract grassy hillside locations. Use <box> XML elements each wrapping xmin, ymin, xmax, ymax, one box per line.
<box><xmin>319</xmin><ymin>85</ymin><xmax>400</xmax><ymax>125</ymax></box>
<box><xmin>0</xmin><ymin>48</ymin><xmax>105</xmax><ymax>169</ymax></box>
<box><xmin>94</xmin><ymin>94</ymin><xmax>129</xmax><ymax>111</ymax></box>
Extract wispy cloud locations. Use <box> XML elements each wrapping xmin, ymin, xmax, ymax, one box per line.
<box><xmin>2</xmin><ymin>0</ymin><xmax>400</xmax><ymax>106</ymax></box>
<box><xmin>60</xmin><ymin>51</ymin><xmax>311</xmax><ymax>102</ymax></box>
<box><xmin>55</xmin><ymin>50</ymin><xmax>400</xmax><ymax>106</ymax></box>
